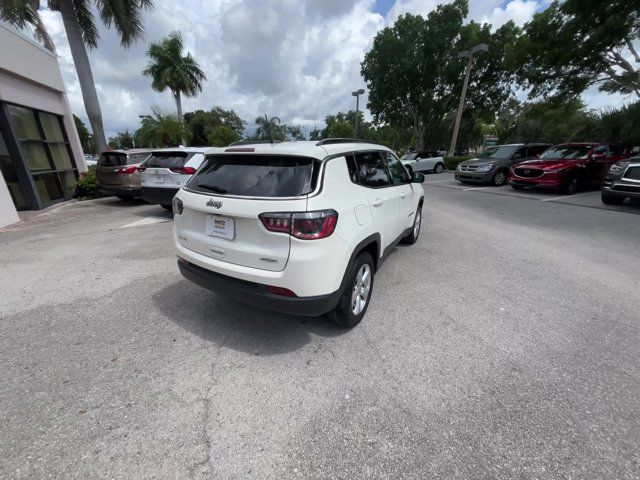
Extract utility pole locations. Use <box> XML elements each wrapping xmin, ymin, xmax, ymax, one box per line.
<box><xmin>448</xmin><ymin>44</ymin><xmax>488</xmax><ymax>157</ymax></box>
<box><xmin>352</xmin><ymin>88</ymin><xmax>365</xmax><ymax>138</ymax></box>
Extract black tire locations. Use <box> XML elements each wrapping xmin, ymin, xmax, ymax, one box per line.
<box><xmin>326</xmin><ymin>252</ymin><xmax>375</xmax><ymax>328</ymax></box>
<box><xmin>401</xmin><ymin>205</ymin><xmax>422</xmax><ymax>245</ymax></box>
<box><xmin>492</xmin><ymin>170</ymin><xmax>507</xmax><ymax>186</ymax></box>
<box><xmin>562</xmin><ymin>176</ymin><xmax>579</xmax><ymax>195</ymax></box>
<box><xmin>433</xmin><ymin>163</ymin><xmax>444</xmax><ymax>174</ymax></box>
<box><xmin>601</xmin><ymin>193</ymin><xmax>625</xmax><ymax>205</ymax></box>
<box><xmin>161</xmin><ymin>204</ymin><xmax>172</xmax><ymax>210</ymax></box>
<box><xmin>510</xmin><ymin>184</ymin><xmax>524</xmax><ymax>190</ymax></box>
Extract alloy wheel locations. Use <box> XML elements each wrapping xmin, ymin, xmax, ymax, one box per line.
<box><xmin>351</xmin><ymin>264</ymin><xmax>372</xmax><ymax>315</ymax></box>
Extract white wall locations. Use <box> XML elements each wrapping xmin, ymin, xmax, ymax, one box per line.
<box><xmin>0</xmin><ymin>133</ymin><xmax>20</xmax><ymax>228</ymax></box>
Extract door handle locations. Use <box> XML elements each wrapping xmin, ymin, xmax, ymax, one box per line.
<box><xmin>400</xmin><ymin>193</ymin><xmax>407</xmax><ymax>198</ymax></box>
<box><xmin>372</xmin><ymin>199</ymin><xmax>383</xmax><ymax>207</ymax></box>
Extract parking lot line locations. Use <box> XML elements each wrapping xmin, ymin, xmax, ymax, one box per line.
<box><xmin>463</xmin><ymin>186</ymin><xmax>490</xmax><ymax>191</ymax></box>
<box><xmin>541</xmin><ymin>193</ymin><xmax>593</xmax><ymax>202</ymax></box>
<box><xmin>119</xmin><ymin>217</ymin><xmax>172</xmax><ymax>229</ymax></box>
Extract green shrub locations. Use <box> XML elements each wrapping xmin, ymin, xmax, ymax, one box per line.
<box><xmin>444</xmin><ymin>156</ymin><xmax>473</xmax><ymax>170</ymax></box>
<box><xmin>75</xmin><ymin>165</ymin><xmax>102</xmax><ymax>198</ymax></box>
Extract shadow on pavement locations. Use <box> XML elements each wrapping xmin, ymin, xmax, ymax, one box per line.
<box><xmin>152</xmin><ymin>279</ymin><xmax>348</xmax><ymax>355</ymax></box>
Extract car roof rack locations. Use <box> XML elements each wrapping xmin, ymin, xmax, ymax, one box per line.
<box><xmin>316</xmin><ymin>138</ymin><xmax>374</xmax><ymax>146</ymax></box>
<box><xmin>228</xmin><ymin>139</ymin><xmax>282</xmax><ymax>146</ymax></box>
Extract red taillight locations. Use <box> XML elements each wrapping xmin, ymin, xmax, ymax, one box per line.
<box><xmin>116</xmin><ymin>166</ymin><xmax>137</xmax><ymax>174</ymax></box>
<box><xmin>266</xmin><ymin>285</ymin><xmax>297</xmax><ymax>297</ymax></box>
<box><xmin>259</xmin><ymin>213</ymin><xmax>291</xmax><ymax>234</ymax></box>
<box><xmin>259</xmin><ymin>210</ymin><xmax>338</xmax><ymax>240</ymax></box>
<box><xmin>169</xmin><ymin>166</ymin><xmax>197</xmax><ymax>174</ymax></box>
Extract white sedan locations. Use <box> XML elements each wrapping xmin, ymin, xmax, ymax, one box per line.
<box><xmin>400</xmin><ymin>152</ymin><xmax>445</xmax><ymax>174</ymax></box>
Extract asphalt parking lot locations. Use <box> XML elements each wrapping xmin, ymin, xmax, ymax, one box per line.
<box><xmin>1</xmin><ymin>178</ymin><xmax>639</xmax><ymax>479</ymax></box>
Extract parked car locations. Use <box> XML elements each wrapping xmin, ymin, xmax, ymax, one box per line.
<box><xmin>173</xmin><ymin>140</ymin><xmax>425</xmax><ymax>328</ymax></box>
<box><xmin>96</xmin><ymin>149</ymin><xmax>152</xmax><ymax>200</ymax></box>
<box><xmin>601</xmin><ymin>156</ymin><xmax>640</xmax><ymax>205</ymax></box>
<box><xmin>140</xmin><ymin>147</ymin><xmax>218</xmax><ymax>209</ymax></box>
<box><xmin>455</xmin><ymin>143</ymin><xmax>551</xmax><ymax>186</ymax></box>
<box><xmin>400</xmin><ymin>151</ymin><xmax>445</xmax><ymax>174</ymax></box>
<box><xmin>508</xmin><ymin>143</ymin><xmax>631</xmax><ymax>195</ymax></box>
<box><xmin>83</xmin><ymin>154</ymin><xmax>97</xmax><ymax>167</ymax></box>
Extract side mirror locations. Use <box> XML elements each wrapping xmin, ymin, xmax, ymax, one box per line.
<box><xmin>412</xmin><ymin>172</ymin><xmax>425</xmax><ymax>183</ymax></box>
<box><xmin>405</xmin><ymin>164</ymin><xmax>414</xmax><ymax>176</ymax></box>
<box><xmin>592</xmin><ymin>153</ymin><xmax>606</xmax><ymax>161</ymax></box>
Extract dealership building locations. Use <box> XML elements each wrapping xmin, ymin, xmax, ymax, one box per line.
<box><xmin>0</xmin><ymin>20</ymin><xmax>85</xmax><ymax>228</ymax></box>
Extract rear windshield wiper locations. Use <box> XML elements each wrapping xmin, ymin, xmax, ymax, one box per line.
<box><xmin>197</xmin><ymin>184</ymin><xmax>228</xmax><ymax>194</ymax></box>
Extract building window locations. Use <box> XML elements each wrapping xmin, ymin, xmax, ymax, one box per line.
<box><xmin>6</xmin><ymin>104</ymin><xmax>78</xmax><ymax>208</ymax></box>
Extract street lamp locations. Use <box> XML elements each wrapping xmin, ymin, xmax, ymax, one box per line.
<box><xmin>448</xmin><ymin>43</ymin><xmax>488</xmax><ymax>157</ymax></box>
<box><xmin>352</xmin><ymin>88</ymin><xmax>365</xmax><ymax>138</ymax></box>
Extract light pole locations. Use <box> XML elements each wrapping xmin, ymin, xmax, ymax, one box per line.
<box><xmin>352</xmin><ymin>88</ymin><xmax>365</xmax><ymax>138</ymax></box>
<box><xmin>448</xmin><ymin>43</ymin><xmax>488</xmax><ymax>157</ymax></box>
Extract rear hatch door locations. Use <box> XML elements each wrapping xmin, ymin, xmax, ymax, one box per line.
<box><xmin>177</xmin><ymin>154</ymin><xmax>315</xmax><ymax>272</ymax></box>
<box><xmin>142</xmin><ymin>151</ymin><xmax>192</xmax><ymax>189</ymax></box>
<box><xmin>96</xmin><ymin>152</ymin><xmax>127</xmax><ymax>186</ymax></box>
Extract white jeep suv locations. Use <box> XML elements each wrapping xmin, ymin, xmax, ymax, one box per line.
<box><xmin>173</xmin><ymin>140</ymin><xmax>425</xmax><ymax>327</ymax></box>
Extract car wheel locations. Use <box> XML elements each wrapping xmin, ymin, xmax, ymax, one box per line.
<box><xmin>492</xmin><ymin>170</ymin><xmax>507</xmax><ymax>186</ymax></box>
<box><xmin>327</xmin><ymin>252</ymin><xmax>374</xmax><ymax>328</ymax></box>
<box><xmin>601</xmin><ymin>193</ymin><xmax>625</xmax><ymax>205</ymax></box>
<box><xmin>401</xmin><ymin>205</ymin><xmax>422</xmax><ymax>245</ymax></box>
<box><xmin>161</xmin><ymin>204</ymin><xmax>172</xmax><ymax>210</ymax></box>
<box><xmin>562</xmin><ymin>176</ymin><xmax>579</xmax><ymax>195</ymax></box>
<box><xmin>433</xmin><ymin>163</ymin><xmax>444</xmax><ymax>174</ymax></box>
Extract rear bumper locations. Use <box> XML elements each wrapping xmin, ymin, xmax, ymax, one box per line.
<box><xmin>142</xmin><ymin>187</ymin><xmax>179</xmax><ymax>205</ymax></box>
<box><xmin>178</xmin><ymin>258</ymin><xmax>340</xmax><ymax>317</ymax></box>
<box><xmin>99</xmin><ymin>187</ymin><xmax>142</xmax><ymax>197</ymax></box>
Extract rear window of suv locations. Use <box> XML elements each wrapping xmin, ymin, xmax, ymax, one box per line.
<box><xmin>98</xmin><ymin>153</ymin><xmax>127</xmax><ymax>167</ymax></box>
<box><xmin>146</xmin><ymin>152</ymin><xmax>191</xmax><ymax>168</ymax></box>
<box><xmin>188</xmin><ymin>155</ymin><xmax>315</xmax><ymax>197</ymax></box>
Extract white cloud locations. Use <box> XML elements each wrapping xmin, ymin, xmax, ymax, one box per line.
<box><xmin>480</xmin><ymin>0</ymin><xmax>539</xmax><ymax>27</ymax></box>
<box><xmin>38</xmin><ymin>0</ymin><xmax>630</xmax><ymax>139</ymax></box>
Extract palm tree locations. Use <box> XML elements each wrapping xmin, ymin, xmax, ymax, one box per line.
<box><xmin>134</xmin><ymin>108</ymin><xmax>190</xmax><ymax>148</ymax></box>
<box><xmin>143</xmin><ymin>32</ymin><xmax>206</xmax><ymax>125</ymax></box>
<box><xmin>1</xmin><ymin>0</ymin><xmax>153</xmax><ymax>154</ymax></box>
<box><xmin>255</xmin><ymin>114</ymin><xmax>283</xmax><ymax>142</ymax></box>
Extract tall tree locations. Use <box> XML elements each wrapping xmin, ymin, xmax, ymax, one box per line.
<box><xmin>183</xmin><ymin>107</ymin><xmax>246</xmax><ymax>146</ymax></box>
<box><xmin>254</xmin><ymin>115</ymin><xmax>283</xmax><ymax>142</ymax></box>
<box><xmin>361</xmin><ymin>0</ymin><xmax>519</xmax><ymax>150</ymax></box>
<box><xmin>1</xmin><ymin>0</ymin><xmax>154</xmax><ymax>154</ymax></box>
<box><xmin>135</xmin><ymin>109</ymin><xmax>190</xmax><ymax>148</ymax></box>
<box><xmin>143</xmin><ymin>31</ymin><xmax>206</xmax><ymax>125</ymax></box>
<box><xmin>514</xmin><ymin>0</ymin><xmax>640</xmax><ymax>99</ymax></box>
<box><xmin>107</xmin><ymin>130</ymin><xmax>135</xmax><ymax>149</ymax></box>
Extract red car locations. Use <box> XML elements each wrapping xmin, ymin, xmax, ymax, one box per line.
<box><xmin>507</xmin><ymin>143</ymin><xmax>630</xmax><ymax>195</ymax></box>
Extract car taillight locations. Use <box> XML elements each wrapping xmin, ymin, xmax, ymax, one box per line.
<box><xmin>169</xmin><ymin>166</ymin><xmax>197</xmax><ymax>174</ymax></box>
<box><xmin>116</xmin><ymin>166</ymin><xmax>137</xmax><ymax>174</ymax></box>
<box><xmin>259</xmin><ymin>210</ymin><xmax>338</xmax><ymax>240</ymax></box>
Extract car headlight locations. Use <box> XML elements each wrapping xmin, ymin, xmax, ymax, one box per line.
<box><xmin>172</xmin><ymin>196</ymin><xmax>183</xmax><ymax>215</ymax></box>
<box><xmin>608</xmin><ymin>161</ymin><xmax>629</xmax><ymax>174</ymax></box>
<box><xmin>456</xmin><ymin>164</ymin><xmax>463</xmax><ymax>171</ymax></box>
<box><xmin>545</xmin><ymin>168</ymin><xmax>566</xmax><ymax>174</ymax></box>
<box><xmin>476</xmin><ymin>164</ymin><xmax>493</xmax><ymax>172</ymax></box>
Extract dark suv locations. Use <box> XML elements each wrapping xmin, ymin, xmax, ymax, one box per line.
<box><xmin>601</xmin><ymin>156</ymin><xmax>640</xmax><ymax>205</ymax></box>
<box><xmin>455</xmin><ymin>143</ymin><xmax>550</xmax><ymax>186</ymax></box>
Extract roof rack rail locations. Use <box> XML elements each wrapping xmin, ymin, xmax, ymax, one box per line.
<box><xmin>315</xmin><ymin>138</ymin><xmax>374</xmax><ymax>146</ymax></box>
<box><xmin>228</xmin><ymin>139</ymin><xmax>282</xmax><ymax>146</ymax></box>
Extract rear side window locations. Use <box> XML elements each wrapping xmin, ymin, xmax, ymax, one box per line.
<box><xmin>354</xmin><ymin>151</ymin><xmax>391</xmax><ymax>187</ymax></box>
<box><xmin>146</xmin><ymin>152</ymin><xmax>190</xmax><ymax>168</ymax></box>
<box><xmin>188</xmin><ymin>155</ymin><xmax>314</xmax><ymax>197</ymax></box>
<box><xmin>98</xmin><ymin>153</ymin><xmax>126</xmax><ymax>166</ymax></box>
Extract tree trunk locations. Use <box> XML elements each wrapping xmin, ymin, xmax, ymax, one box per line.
<box><xmin>174</xmin><ymin>90</ymin><xmax>186</xmax><ymax>146</ymax></box>
<box><xmin>57</xmin><ymin>1</ymin><xmax>106</xmax><ymax>154</ymax></box>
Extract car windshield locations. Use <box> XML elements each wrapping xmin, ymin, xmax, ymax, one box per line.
<box><xmin>539</xmin><ymin>146</ymin><xmax>593</xmax><ymax>160</ymax></box>
<box><xmin>188</xmin><ymin>155</ymin><xmax>315</xmax><ymax>197</ymax></box>
<box><xmin>477</xmin><ymin>146</ymin><xmax>518</xmax><ymax>159</ymax></box>
<box><xmin>401</xmin><ymin>153</ymin><xmax>417</xmax><ymax>161</ymax></box>
<box><xmin>97</xmin><ymin>153</ymin><xmax>126</xmax><ymax>167</ymax></box>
